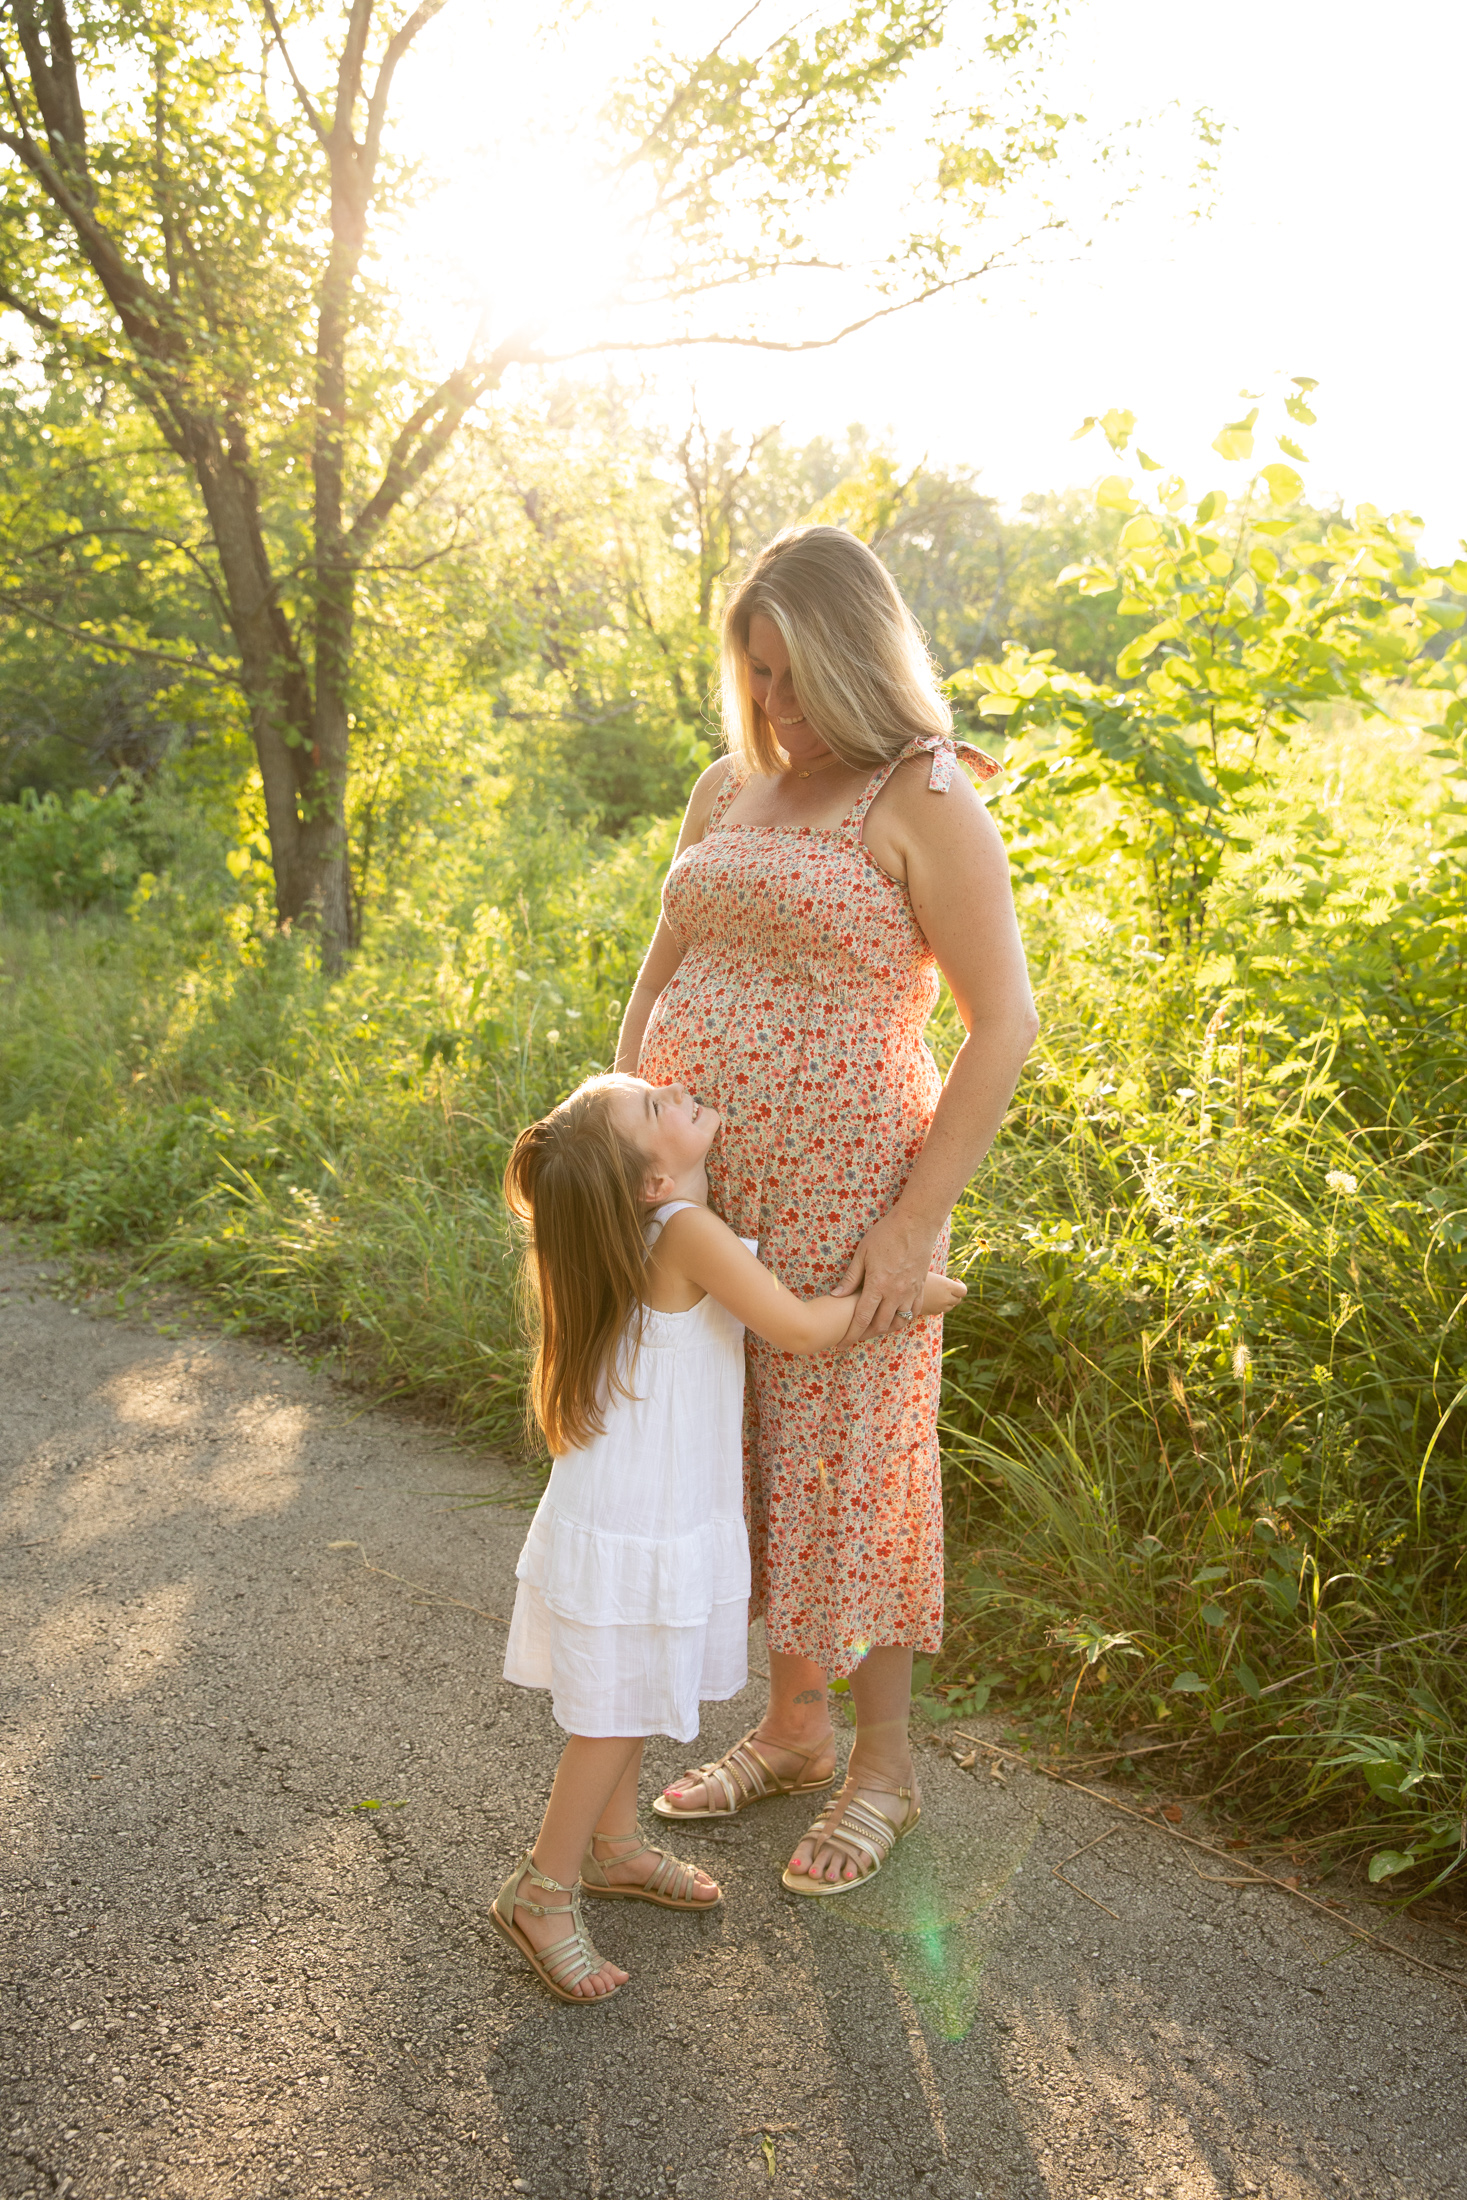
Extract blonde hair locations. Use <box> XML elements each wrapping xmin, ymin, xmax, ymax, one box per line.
<box><xmin>721</xmin><ymin>525</ymin><xmax>952</xmax><ymax>776</ymax></box>
<box><xmin>502</xmin><ymin>1077</ymin><xmax>651</xmax><ymax>1456</ymax></box>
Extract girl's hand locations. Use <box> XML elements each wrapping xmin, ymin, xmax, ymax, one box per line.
<box><xmin>919</xmin><ymin>1272</ymin><xmax>966</xmax><ymax>1317</ymax></box>
<box><xmin>831</xmin><ymin>1208</ymin><xmax>943</xmax><ymax>1341</ymax></box>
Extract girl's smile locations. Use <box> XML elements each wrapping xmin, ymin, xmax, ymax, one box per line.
<box><xmin>609</xmin><ymin>1076</ymin><xmax>720</xmax><ymax>1199</ymax></box>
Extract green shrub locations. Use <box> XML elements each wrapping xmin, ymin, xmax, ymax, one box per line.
<box><xmin>0</xmin><ymin>783</ymin><xmax>154</xmax><ymax>910</ymax></box>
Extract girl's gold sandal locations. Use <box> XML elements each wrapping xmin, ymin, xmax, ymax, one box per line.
<box><xmin>579</xmin><ymin>1828</ymin><xmax>722</xmax><ymax>1910</ymax></box>
<box><xmin>490</xmin><ymin>1851</ymin><xmax>623</xmax><ymax>2003</ymax></box>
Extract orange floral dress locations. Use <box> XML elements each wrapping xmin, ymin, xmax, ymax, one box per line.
<box><xmin>640</xmin><ymin>733</ymin><xmax>1000</xmax><ymax>1679</ymax></box>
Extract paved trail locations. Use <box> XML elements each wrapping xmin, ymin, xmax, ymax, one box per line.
<box><xmin>3</xmin><ymin>1237</ymin><xmax>1463</xmax><ymax>2200</ymax></box>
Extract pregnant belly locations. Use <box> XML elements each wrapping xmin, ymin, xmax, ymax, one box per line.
<box><xmin>641</xmin><ymin>965</ymin><xmax>941</xmax><ymax>1276</ymax></box>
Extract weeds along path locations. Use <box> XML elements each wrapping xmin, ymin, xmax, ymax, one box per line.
<box><xmin>3</xmin><ymin>1232</ymin><xmax>1464</xmax><ymax>2200</ymax></box>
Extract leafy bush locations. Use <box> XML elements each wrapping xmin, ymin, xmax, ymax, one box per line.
<box><xmin>0</xmin><ymin>797</ymin><xmax>671</xmax><ymax>1448</ymax></box>
<box><xmin>0</xmin><ymin>783</ymin><xmax>153</xmax><ymax>911</ymax></box>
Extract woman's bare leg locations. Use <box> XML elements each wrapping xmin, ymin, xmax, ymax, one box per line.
<box><xmin>785</xmin><ymin>1645</ymin><xmax>920</xmax><ymax>1885</ymax></box>
<box><xmin>658</xmin><ymin>1648</ymin><xmax>837</xmax><ymax>1813</ymax></box>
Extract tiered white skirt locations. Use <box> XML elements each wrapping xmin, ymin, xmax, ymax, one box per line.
<box><xmin>503</xmin><ymin>1294</ymin><xmax>751</xmax><ymax>1742</ymax></box>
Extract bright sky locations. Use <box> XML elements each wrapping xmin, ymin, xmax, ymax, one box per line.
<box><xmin>388</xmin><ymin>0</ymin><xmax>1467</xmax><ymax>555</ymax></box>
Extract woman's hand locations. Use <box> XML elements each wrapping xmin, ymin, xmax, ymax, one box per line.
<box><xmin>831</xmin><ymin>1206</ymin><xmax>944</xmax><ymax>1342</ymax></box>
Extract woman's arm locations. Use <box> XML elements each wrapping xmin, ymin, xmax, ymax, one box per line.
<box><xmin>660</xmin><ymin>1208</ymin><xmax>965</xmax><ymax>1354</ymax></box>
<box><xmin>836</xmin><ymin>765</ymin><xmax>1039</xmax><ymax>1341</ymax></box>
<box><xmin>613</xmin><ymin>760</ymin><xmax>728</xmax><ymax>1074</ymax></box>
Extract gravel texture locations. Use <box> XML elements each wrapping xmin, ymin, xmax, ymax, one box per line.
<box><xmin>2</xmin><ymin>1234</ymin><xmax>1464</xmax><ymax>2200</ymax></box>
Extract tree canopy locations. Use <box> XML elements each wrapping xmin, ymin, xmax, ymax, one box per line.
<box><xmin>0</xmin><ymin>0</ymin><xmax>1113</xmax><ymax>962</ymax></box>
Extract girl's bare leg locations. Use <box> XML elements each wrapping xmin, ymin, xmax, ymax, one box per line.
<box><xmin>513</xmin><ymin>1735</ymin><xmax>641</xmax><ymax>1997</ymax></box>
<box><xmin>658</xmin><ymin>1648</ymin><xmax>837</xmax><ymax>1813</ymax></box>
<box><xmin>785</xmin><ymin>1645</ymin><xmax>920</xmax><ymax>1885</ymax></box>
<box><xmin>587</xmin><ymin>1747</ymin><xmax>719</xmax><ymax>1902</ymax></box>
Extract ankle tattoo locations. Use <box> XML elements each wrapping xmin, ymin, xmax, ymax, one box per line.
<box><xmin>794</xmin><ymin>1688</ymin><xmax>824</xmax><ymax>1704</ymax></box>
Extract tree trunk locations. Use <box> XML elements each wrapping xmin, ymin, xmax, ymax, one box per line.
<box><xmin>183</xmin><ymin>413</ymin><xmax>318</xmax><ymax>921</ymax></box>
<box><xmin>301</xmin><ymin>557</ymin><xmax>355</xmax><ymax>969</ymax></box>
<box><xmin>7</xmin><ymin>0</ymin><xmax>467</xmax><ymax>971</ymax></box>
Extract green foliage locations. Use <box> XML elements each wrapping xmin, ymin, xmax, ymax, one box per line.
<box><xmin>0</xmin><ymin>377</ymin><xmax>237</xmax><ymax>799</ymax></box>
<box><xmin>956</xmin><ymin>388</ymin><xmax>1467</xmax><ymax>944</ymax></box>
<box><xmin>0</xmin><ymin>786</ymin><xmax>669</xmax><ymax>1447</ymax></box>
<box><xmin>0</xmin><ymin>784</ymin><xmax>153</xmax><ymax>910</ymax></box>
<box><xmin>2</xmin><ymin>387</ymin><xmax>1465</xmax><ymax>1893</ymax></box>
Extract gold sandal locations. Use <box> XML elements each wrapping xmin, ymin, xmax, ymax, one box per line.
<box><xmin>652</xmin><ymin>1725</ymin><xmax>838</xmax><ymax>1821</ymax></box>
<box><xmin>490</xmin><ymin>1851</ymin><xmax>623</xmax><ymax>2003</ymax></box>
<box><xmin>580</xmin><ymin>1829</ymin><xmax>722</xmax><ymax>1910</ymax></box>
<box><xmin>780</xmin><ymin>1778</ymin><xmax>921</xmax><ymax>1897</ymax></box>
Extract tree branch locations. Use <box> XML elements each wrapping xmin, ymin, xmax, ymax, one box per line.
<box><xmin>610</xmin><ymin>4</ymin><xmax>786</xmax><ymax>180</ymax></box>
<box><xmin>342</xmin><ymin>323</ymin><xmax>524</xmax><ymax>560</ymax></box>
<box><xmin>0</xmin><ymin>116</ymin><xmax>178</xmax><ymax>361</ymax></box>
<box><xmin>0</xmin><ymin>279</ymin><xmax>187</xmax><ymax>448</ymax></box>
<box><xmin>525</xmin><ymin>245</ymin><xmax>1042</xmax><ymax>364</ymax></box>
<box><xmin>363</xmin><ymin>0</ymin><xmax>445</xmax><ymax>171</ymax></box>
<box><xmin>332</xmin><ymin>0</ymin><xmax>374</xmax><ymax>150</ymax></box>
<box><xmin>20</xmin><ymin>522</ymin><xmax>233</xmax><ymax>626</ymax></box>
<box><xmin>256</xmin><ymin>0</ymin><xmax>329</xmax><ymax>144</ymax></box>
<box><xmin>0</xmin><ymin>592</ymin><xmax>235</xmax><ymax>683</ymax></box>
<box><xmin>9</xmin><ymin>0</ymin><xmax>91</xmax><ymax>190</ymax></box>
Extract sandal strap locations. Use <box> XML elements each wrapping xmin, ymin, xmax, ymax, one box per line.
<box><xmin>644</xmin><ymin>1846</ymin><xmax>697</xmax><ymax>1901</ymax></box>
<box><xmin>499</xmin><ymin>1851</ymin><xmax>610</xmax><ymax>1990</ymax></box>
<box><xmin>535</xmin><ymin>1917</ymin><xmax>607</xmax><ymax>1993</ymax></box>
<box><xmin>588</xmin><ymin>1830</ymin><xmax>702</xmax><ymax>1902</ymax></box>
<box><xmin>668</xmin><ymin>1726</ymin><xmax>834</xmax><ymax>1815</ymax></box>
<box><xmin>804</xmin><ymin>1785</ymin><xmax>914</xmax><ymax>1875</ymax></box>
<box><xmin>524</xmin><ymin>1853</ymin><xmax>577</xmax><ymax>1894</ymax></box>
<box><xmin>517</xmin><ymin>1852</ymin><xmax>579</xmax><ymax>1913</ymax></box>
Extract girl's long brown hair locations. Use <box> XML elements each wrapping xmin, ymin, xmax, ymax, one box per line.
<box><xmin>502</xmin><ymin>1077</ymin><xmax>652</xmax><ymax>1456</ymax></box>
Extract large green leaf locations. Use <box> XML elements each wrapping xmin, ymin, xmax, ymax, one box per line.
<box><xmin>1260</xmin><ymin>463</ymin><xmax>1304</xmax><ymax>506</ymax></box>
<box><xmin>1212</xmin><ymin>409</ymin><xmax>1259</xmax><ymax>462</ymax></box>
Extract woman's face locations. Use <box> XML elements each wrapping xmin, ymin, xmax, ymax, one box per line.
<box><xmin>746</xmin><ymin>613</ymin><xmax>830</xmax><ymax>765</ymax></box>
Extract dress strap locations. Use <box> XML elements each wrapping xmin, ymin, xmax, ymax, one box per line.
<box><xmin>844</xmin><ymin>734</ymin><xmax>1004</xmax><ymax>831</ymax></box>
<box><xmin>645</xmin><ymin>1198</ymin><xmax>701</xmax><ymax>1250</ymax></box>
<box><xmin>705</xmin><ymin>758</ymin><xmax>744</xmax><ymax>830</ymax></box>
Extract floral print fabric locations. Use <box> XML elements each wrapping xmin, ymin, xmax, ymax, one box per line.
<box><xmin>639</xmin><ymin>734</ymin><xmax>1000</xmax><ymax>1678</ymax></box>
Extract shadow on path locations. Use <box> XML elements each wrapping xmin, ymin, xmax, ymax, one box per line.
<box><xmin>3</xmin><ymin>1241</ymin><xmax>1463</xmax><ymax>2200</ymax></box>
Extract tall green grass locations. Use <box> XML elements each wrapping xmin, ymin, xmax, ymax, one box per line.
<box><xmin>934</xmin><ymin>933</ymin><xmax>1464</xmax><ymax>1885</ymax></box>
<box><xmin>0</xmin><ymin>800</ymin><xmax>673</xmax><ymax>1441</ymax></box>
<box><xmin>1</xmin><ymin>727</ymin><xmax>1463</xmax><ymax>1891</ymax></box>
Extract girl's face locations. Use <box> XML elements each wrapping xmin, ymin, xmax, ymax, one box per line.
<box><xmin>746</xmin><ymin>612</ymin><xmax>831</xmax><ymax>766</ymax></box>
<box><xmin>609</xmin><ymin>1077</ymin><xmax>720</xmax><ymax>1196</ymax></box>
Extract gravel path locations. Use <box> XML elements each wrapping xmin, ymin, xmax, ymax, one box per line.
<box><xmin>3</xmin><ymin>1235</ymin><xmax>1463</xmax><ymax>2200</ymax></box>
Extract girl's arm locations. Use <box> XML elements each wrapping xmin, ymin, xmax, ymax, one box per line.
<box><xmin>659</xmin><ymin>1207</ymin><xmax>964</xmax><ymax>1354</ymax></box>
<box><xmin>614</xmin><ymin>760</ymin><xmax>727</xmax><ymax>1073</ymax></box>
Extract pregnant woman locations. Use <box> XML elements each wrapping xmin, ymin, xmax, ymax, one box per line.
<box><xmin>617</xmin><ymin>526</ymin><xmax>1037</xmax><ymax>1892</ymax></box>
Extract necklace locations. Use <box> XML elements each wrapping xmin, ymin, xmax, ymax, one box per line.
<box><xmin>788</xmin><ymin>752</ymin><xmax>840</xmax><ymax>780</ymax></box>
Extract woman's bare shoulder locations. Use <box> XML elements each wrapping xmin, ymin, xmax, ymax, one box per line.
<box><xmin>682</xmin><ymin>755</ymin><xmax>737</xmax><ymax>841</ymax></box>
<box><xmin>879</xmin><ymin>749</ymin><xmax>997</xmax><ymax>847</ymax></box>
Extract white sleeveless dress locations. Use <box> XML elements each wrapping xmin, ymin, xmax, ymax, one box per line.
<box><xmin>502</xmin><ymin>1201</ymin><xmax>753</xmax><ymax>1741</ymax></box>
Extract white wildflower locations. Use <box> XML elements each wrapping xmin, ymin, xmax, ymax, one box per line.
<box><xmin>1232</xmin><ymin>1343</ymin><xmax>1252</xmax><ymax>1380</ymax></box>
<box><xmin>1326</xmin><ymin>1169</ymin><xmax>1358</xmax><ymax>1196</ymax></box>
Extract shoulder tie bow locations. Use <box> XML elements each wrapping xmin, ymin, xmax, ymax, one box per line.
<box><xmin>909</xmin><ymin>733</ymin><xmax>1004</xmax><ymax>793</ymax></box>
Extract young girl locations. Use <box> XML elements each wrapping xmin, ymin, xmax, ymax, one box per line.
<box><xmin>492</xmin><ymin>1071</ymin><xmax>965</xmax><ymax>2002</ymax></box>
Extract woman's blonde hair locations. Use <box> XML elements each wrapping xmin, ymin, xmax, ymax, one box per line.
<box><xmin>721</xmin><ymin>524</ymin><xmax>952</xmax><ymax>776</ymax></box>
<box><xmin>503</xmin><ymin>1076</ymin><xmax>651</xmax><ymax>1457</ymax></box>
